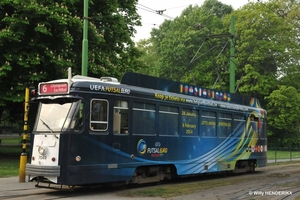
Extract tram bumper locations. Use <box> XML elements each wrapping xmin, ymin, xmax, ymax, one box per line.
<box><xmin>26</xmin><ymin>163</ymin><xmax>60</xmax><ymax>183</ymax></box>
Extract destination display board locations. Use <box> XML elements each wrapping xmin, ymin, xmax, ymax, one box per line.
<box><xmin>39</xmin><ymin>82</ymin><xmax>69</xmax><ymax>95</ymax></box>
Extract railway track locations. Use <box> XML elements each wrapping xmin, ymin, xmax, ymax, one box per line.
<box><xmin>0</xmin><ymin>162</ymin><xmax>300</xmax><ymax>200</ymax></box>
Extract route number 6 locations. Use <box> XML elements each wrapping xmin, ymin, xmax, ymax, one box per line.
<box><xmin>42</xmin><ymin>85</ymin><xmax>47</xmax><ymax>93</ymax></box>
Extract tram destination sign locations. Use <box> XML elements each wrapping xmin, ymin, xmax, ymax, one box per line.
<box><xmin>39</xmin><ymin>82</ymin><xmax>69</xmax><ymax>95</ymax></box>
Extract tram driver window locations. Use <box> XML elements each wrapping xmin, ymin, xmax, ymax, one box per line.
<box><xmin>90</xmin><ymin>99</ymin><xmax>108</xmax><ymax>131</ymax></box>
<box><xmin>73</xmin><ymin>102</ymin><xmax>84</xmax><ymax>131</ymax></box>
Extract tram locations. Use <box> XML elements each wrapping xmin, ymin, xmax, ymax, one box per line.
<box><xmin>26</xmin><ymin>70</ymin><xmax>267</xmax><ymax>187</ymax></box>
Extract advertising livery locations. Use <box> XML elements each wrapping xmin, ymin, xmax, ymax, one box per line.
<box><xmin>26</xmin><ymin>71</ymin><xmax>267</xmax><ymax>188</ymax></box>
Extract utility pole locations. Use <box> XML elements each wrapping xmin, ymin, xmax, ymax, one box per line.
<box><xmin>229</xmin><ymin>15</ymin><xmax>236</xmax><ymax>93</ymax></box>
<box><xmin>81</xmin><ymin>0</ymin><xmax>88</xmax><ymax>76</ymax></box>
<box><xmin>19</xmin><ymin>86</ymin><xmax>29</xmax><ymax>182</ymax></box>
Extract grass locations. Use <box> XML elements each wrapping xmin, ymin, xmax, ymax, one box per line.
<box><xmin>120</xmin><ymin>161</ymin><xmax>300</xmax><ymax>198</ymax></box>
<box><xmin>0</xmin><ymin>135</ymin><xmax>29</xmax><ymax>144</ymax></box>
<box><xmin>0</xmin><ymin>155</ymin><xmax>21</xmax><ymax>178</ymax></box>
<box><xmin>124</xmin><ymin>178</ymin><xmax>242</xmax><ymax>198</ymax></box>
<box><xmin>0</xmin><ymin>146</ymin><xmax>31</xmax><ymax>178</ymax></box>
<box><xmin>0</xmin><ymin>136</ymin><xmax>31</xmax><ymax>178</ymax></box>
<box><xmin>267</xmin><ymin>150</ymin><xmax>300</xmax><ymax>160</ymax></box>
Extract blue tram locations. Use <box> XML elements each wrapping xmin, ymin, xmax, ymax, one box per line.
<box><xmin>26</xmin><ymin>71</ymin><xmax>267</xmax><ymax>187</ymax></box>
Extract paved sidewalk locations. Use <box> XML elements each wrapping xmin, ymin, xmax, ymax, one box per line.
<box><xmin>0</xmin><ymin>176</ymin><xmax>163</xmax><ymax>200</ymax></box>
<box><xmin>0</xmin><ymin>176</ymin><xmax>36</xmax><ymax>191</ymax></box>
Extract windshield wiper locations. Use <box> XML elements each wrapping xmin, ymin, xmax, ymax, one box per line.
<box><xmin>40</xmin><ymin>119</ymin><xmax>53</xmax><ymax>133</ymax></box>
<box><xmin>40</xmin><ymin>119</ymin><xmax>58</xmax><ymax>139</ymax></box>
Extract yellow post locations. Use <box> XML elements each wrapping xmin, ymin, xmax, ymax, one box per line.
<box><xmin>19</xmin><ymin>86</ymin><xmax>29</xmax><ymax>182</ymax></box>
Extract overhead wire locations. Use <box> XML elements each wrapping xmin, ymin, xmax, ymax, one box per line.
<box><xmin>137</xmin><ymin>1</ymin><xmax>205</xmax><ymax>22</ymax></box>
<box><xmin>137</xmin><ymin>3</ymin><xmax>174</xmax><ymax>20</ymax></box>
<box><xmin>136</xmin><ymin>2</ymin><xmax>242</xmax><ymax>88</ymax></box>
<box><xmin>187</xmin><ymin>39</ymin><xmax>208</xmax><ymax>84</ymax></box>
<box><xmin>256</xmin><ymin>0</ymin><xmax>300</xmax><ymax>29</ymax></box>
<box><xmin>187</xmin><ymin>38</ymin><xmax>230</xmax><ymax>85</ymax></box>
<box><xmin>136</xmin><ymin>4</ymin><xmax>156</xmax><ymax>14</ymax></box>
<box><xmin>212</xmin><ymin>40</ymin><xmax>230</xmax><ymax>89</ymax></box>
<box><xmin>190</xmin><ymin>45</ymin><xmax>218</xmax><ymax>65</ymax></box>
<box><xmin>188</xmin><ymin>40</ymin><xmax>207</xmax><ymax>65</ymax></box>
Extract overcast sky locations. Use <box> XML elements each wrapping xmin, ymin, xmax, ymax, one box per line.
<box><xmin>133</xmin><ymin>0</ymin><xmax>253</xmax><ymax>42</ymax></box>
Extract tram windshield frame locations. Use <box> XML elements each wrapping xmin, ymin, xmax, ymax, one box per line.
<box><xmin>33</xmin><ymin>98</ymin><xmax>83</xmax><ymax>133</ymax></box>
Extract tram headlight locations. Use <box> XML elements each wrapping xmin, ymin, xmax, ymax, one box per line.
<box><xmin>75</xmin><ymin>156</ymin><xmax>81</xmax><ymax>162</ymax></box>
<box><xmin>38</xmin><ymin>146</ymin><xmax>47</xmax><ymax>155</ymax></box>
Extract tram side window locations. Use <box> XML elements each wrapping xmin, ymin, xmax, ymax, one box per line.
<box><xmin>233</xmin><ymin>114</ymin><xmax>245</xmax><ymax>136</ymax></box>
<box><xmin>113</xmin><ymin>100</ymin><xmax>129</xmax><ymax>134</ymax></box>
<box><xmin>261</xmin><ymin>118</ymin><xmax>266</xmax><ymax>139</ymax></box>
<box><xmin>159</xmin><ymin>105</ymin><xmax>179</xmax><ymax>136</ymax></box>
<box><xmin>200</xmin><ymin>111</ymin><xmax>216</xmax><ymax>137</ymax></box>
<box><xmin>132</xmin><ymin>102</ymin><xmax>155</xmax><ymax>135</ymax></box>
<box><xmin>218</xmin><ymin>113</ymin><xmax>232</xmax><ymax>137</ymax></box>
<box><xmin>182</xmin><ymin>108</ymin><xmax>198</xmax><ymax>136</ymax></box>
<box><xmin>90</xmin><ymin>99</ymin><xmax>108</xmax><ymax>131</ymax></box>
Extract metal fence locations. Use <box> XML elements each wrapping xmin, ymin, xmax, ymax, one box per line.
<box><xmin>267</xmin><ymin>147</ymin><xmax>300</xmax><ymax>163</ymax></box>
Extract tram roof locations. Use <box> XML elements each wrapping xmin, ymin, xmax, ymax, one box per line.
<box><xmin>120</xmin><ymin>72</ymin><xmax>261</xmax><ymax>108</ymax></box>
<box><xmin>37</xmin><ymin>72</ymin><xmax>262</xmax><ymax>109</ymax></box>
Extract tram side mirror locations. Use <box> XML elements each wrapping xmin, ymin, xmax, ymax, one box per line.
<box><xmin>29</xmin><ymin>87</ymin><xmax>37</xmax><ymax>99</ymax></box>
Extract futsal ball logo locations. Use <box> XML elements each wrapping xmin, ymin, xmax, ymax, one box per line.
<box><xmin>137</xmin><ymin>139</ymin><xmax>147</xmax><ymax>156</ymax></box>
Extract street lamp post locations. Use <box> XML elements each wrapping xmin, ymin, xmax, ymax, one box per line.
<box><xmin>81</xmin><ymin>0</ymin><xmax>88</xmax><ymax>76</ymax></box>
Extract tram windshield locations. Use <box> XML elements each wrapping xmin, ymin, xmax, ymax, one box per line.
<box><xmin>34</xmin><ymin>99</ymin><xmax>83</xmax><ymax>132</ymax></box>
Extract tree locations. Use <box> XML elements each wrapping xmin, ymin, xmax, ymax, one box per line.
<box><xmin>135</xmin><ymin>38</ymin><xmax>159</xmax><ymax>76</ymax></box>
<box><xmin>137</xmin><ymin>0</ymin><xmax>300</xmax><ymax>146</ymax></box>
<box><xmin>265</xmin><ymin>86</ymin><xmax>300</xmax><ymax>147</ymax></box>
<box><xmin>223</xmin><ymin>0</ymin><xmax>299</xmax><ymax>100</ymax></box>
<box><xmin>223</xmin><ymin>0</ymin><xmax>300</xmax><ymax>146</ymax></box>
<box><xmin>143</xmin><ymin>1</ymin><xmax>233</xmax><ymax>89</ymax></box>
<box><xmin>0</xmin><ymin>0</ymin><xmax>142</xmax><ymax>124</ymax></box>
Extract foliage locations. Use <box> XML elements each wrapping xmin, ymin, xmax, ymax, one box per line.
<box><xmin>135</xmin><ymin>38</ymin><xmax>158</xmax><ymax>76</ymax></box>
<box><xmin>223</xmin><ymin>0</ymin><xmax>298</xmax><ymax>101</ymax></box>
<box><xmin>137</xmin><ymin>0</ymin><xmax>300</xmax><ymax>146</ymax></box>
<box><xmin>0</xmin><ymin>0</ymin><xmax>142</xmax><ymax>124</ymax></box>
<box><xmin>226</xmin><ymin>0</ymin><xmax>300</xmax><ymax>146</ymax></box>
<box><xmin>266</xmin><ymin>86</ymin><xmax>300</xmax><ymax>147</ymax></box>
<box><xmin>142</xmin><ymin>0</ymin><xmax>234</xmax><ymax>89</ymax></box>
